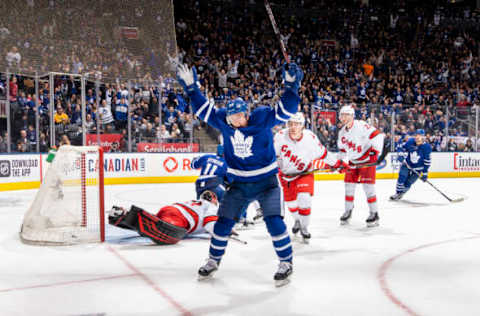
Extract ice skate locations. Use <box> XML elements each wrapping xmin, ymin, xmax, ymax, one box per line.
<box><xmin>366</xmin><ymin>212</ymin><xmax>379</xmax><ymax>227</ymax></box>
<box><xmin>340</xmin><ymin>209</ymin><xmax>353</xmax><ymax>225</ymax></box>
<box><xmin>253</xmin><ymin>208</ymin><xmax>263</xmax><ymax>223</ymax></box>
<box><xmin>198</xmin><ymin>258</ymin><xmax>219</xmax><ymax>281</ymax></box>
<box><xmin>291</xmin><ymin>219</ymin><xmax>301</xmax><ymax>234</ymax></box>
<box><xmin>300</xmin><ymin>225</ymin><xmax>311</xmax><ymax>244</ymax></box>
<box><xmin>389</xmin><ymin>192</ymin><xmax>404</xmax><ymax>201</ymax></box>
<box><xmin>274</xmin><ymin>261</ymin><xmax>293</xmax><ymax>287</ymax></box>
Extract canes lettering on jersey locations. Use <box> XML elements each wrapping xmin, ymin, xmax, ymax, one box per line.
<box><xmin>275</xmin><ymin>129</ymin><xmax>337</xmax><ymax>176</ymax></box>
<box><xmin>337</xmin><ymin>120</ymin><xmax>383</xmax><ymax>164</ymax></box>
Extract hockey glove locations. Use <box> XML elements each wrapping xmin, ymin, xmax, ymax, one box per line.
<box><xmin>421</xmin><ymin>172</ymin><xmax>428</xmax><ymax>182</ymax></box>
<box><xmin>368</xmin><ymin>150</ymin><xmax>379</xmax><ymax>164</ymax></box>
<box><xmin>396</xmin><ymin>153</ymin><xmax>406</xmax><ymax>163</ymax></box>
<box><xmin>282</xmin><ymin>63</ymin><xmax>303</xmax><ymax>92</ymax></box>
<box><xmin>325</xmin><ymin>160</ymin><xmax>349</xmax><ymax>173</ymax></box>
<box><xmin>177</xmin><ymin>64</ymin><xmax>199</xmax><ymax>94</ymax></box>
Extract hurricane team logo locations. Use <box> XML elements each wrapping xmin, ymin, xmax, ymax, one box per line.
<box><xmin>230</xmin><ymin>130</ymin><xmax>253</xmax><ymax>159</ymax></box>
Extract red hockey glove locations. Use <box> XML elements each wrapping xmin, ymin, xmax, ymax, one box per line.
<box><xmin>326</xmin><ymin>160</ymin><xmax>350</xmax><ymax>173</ymax></box>
<box><xmin>368</xmin><ymin>150</ymin><xmax>379</xmax><ymax>164</ymax></box>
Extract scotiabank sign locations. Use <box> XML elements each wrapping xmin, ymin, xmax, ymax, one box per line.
<box><xmin>86</xmin><ymin>134</ymin><xmax>123</xmax><ymax>151</ymax></box>
<box><xmin>137</xmin><ymin>143</ymin><xmax>200</xmax><ymax>153</ymax></box>
<box><xmin>453</xmin><ymin>153</ymin><xmax>480</xmax><ymax>171</ymax></box>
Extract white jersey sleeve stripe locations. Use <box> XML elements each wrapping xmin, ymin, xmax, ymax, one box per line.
<box><xmin>277</xmin><ymin>100</ymin><xmax>295</xmax><ymax>118</ymax></box>
<box><xmin>195</xmin><ymin>100</ymin><xmax>210</xmax><ymax>118</ymax></box>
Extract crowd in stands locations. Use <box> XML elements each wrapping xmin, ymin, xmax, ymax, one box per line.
<box><xmin>175</xmin><ymin>0</ymin><xmax>480</xmax><ymax>152</ymax></box>
<box><xmin>1</xmin><ymin>0</ymin><xmax>480</xmax><ymax>153</ymax></box>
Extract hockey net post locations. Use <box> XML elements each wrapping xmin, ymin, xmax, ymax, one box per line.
<box><xmin>20</xmin><ymin>146</ymin><xmax>105</xmax><ymax>245</ymax></box>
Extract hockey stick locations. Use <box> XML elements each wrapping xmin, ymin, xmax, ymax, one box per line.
<box><xmin>284</xmin><ymin>141</ymin><xmax>390</xmax><ymax>178</ymax></box>
<box><xmin>348</xmin><ymin>142</ymin><xmax>390</xmax><ymax>169</ymax></box>
<box><xmin>264</xmin><ymin>0</ymin><xmax>290</xmax><ymax>63</ymax></box>
<box><xmin>403</xmin><ymin>163</ymin><xmax>464</xmax><ymax>203</ymax></box>
<box><xmin>229</xmin><ymin>235</ymin><xmax>248</xmax><ymax>245</ymax></box>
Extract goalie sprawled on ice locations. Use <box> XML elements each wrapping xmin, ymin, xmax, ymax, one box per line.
<box><xmin>108</xmin><ymin>181</ymin><xmax>225</xmax><ymax>245</ymax></box>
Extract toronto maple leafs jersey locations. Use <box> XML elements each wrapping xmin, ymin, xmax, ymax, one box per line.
<box><xmin>398</xmin><ymin>138</ymin><xmax>432</xmax><ymax>172</ymax></box>
<box><xmin>191</xmin><ymin>154</ymin><xmax>228</xmax><ymax>181</ymax></box>
<box><xmin>186</xmin><ymin>87</ymin><xmax>299</xmax><ymax>182</ymax></box>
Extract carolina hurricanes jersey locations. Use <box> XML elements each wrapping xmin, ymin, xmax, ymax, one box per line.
<box><xmin>171</xmin><ymin>200</ymin><xmax>218</xmax><ymax>236</ymax></box>
<box><xmin>337</xmin><ymin>120</ymin><xmax>384</xmax><ymax>164</ymax></box>
<box><xmin>274</xmin><ymin>128</ymin><xmax>337</xmax><ymax>179</ymax></box>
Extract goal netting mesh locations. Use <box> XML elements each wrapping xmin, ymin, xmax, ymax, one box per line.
<box><xmin>20</xmin><ymin>145</ymin><xmax>104</xmax><ymax>245</ymax></box>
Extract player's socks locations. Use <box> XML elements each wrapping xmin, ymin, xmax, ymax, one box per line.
<box><xmin>208</xmin><ymin>217</ymin><xmax>235</xmax><ymax>262</ymax></box>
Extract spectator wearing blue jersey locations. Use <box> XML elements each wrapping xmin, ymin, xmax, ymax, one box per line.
<box><xmin>177</xmin><ymin>62</ymin><xmax>303</xmax><ymax>287</ymax></box>
<box><xmin>115</xmin><ymin>97</ymin><xmax>128</xmax><ymax>130</ymax></box>
<box><xmin>390</xmin><ymin>129</ymin><xmax>432</xmax><ymax>201</ymax></box>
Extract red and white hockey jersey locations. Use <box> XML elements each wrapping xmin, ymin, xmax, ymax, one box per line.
<box><xmin>171</xmin><ymin>200</ymin><xmax>218</xmax><ymax>236</ymax></box>
<box><xmin>274</xmin><ymin>128</ymin><xmax>337</xmax><ymax>179</ymax></box>
<box><xmin>337</xmin><ymin>120</ymin><xmax>384</xmax><ymax>164</ymax></box>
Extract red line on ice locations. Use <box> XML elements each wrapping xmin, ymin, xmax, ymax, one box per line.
<box><xmin>377</xmin><ymin>236</ymin><xmax>480</xmax><ymax>316</ymax></box>
<box><xmin>107</xmin><ymin>245</ymin><xmax>192</xmax><ymax>316</ymax></box>
<box><xmin>0</xmin><ymin>273</ymin><xmax>136</xmax><ymax>293</ymax></box>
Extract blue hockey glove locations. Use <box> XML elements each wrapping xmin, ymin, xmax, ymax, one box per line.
<box><xmin>421</xmin><ymin>172</ymin><xmax>428</xmax><ymax>182</ymax></box>
<box><xmin>397</xmin><ymin>154</ymin><xmax>405</xmax><ymax>163</ymax></box>
<box><xmin>176</xmin><ymin>64</ymin><xmax>199</xmax><ymax>94</ymax></box>
<box><xmin>282</xmin><ymin>63</ymin><xmax>303</xmax><ymax>91</ymax></box>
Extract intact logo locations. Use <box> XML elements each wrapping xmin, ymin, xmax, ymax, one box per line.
<box><xmin>0</xmin><ymin>160</ymin><xmax>11</xmax><ymax>177</ymax></box>
<box><xmin>230</xmin><ymin>130</ymin><xmax>253</xmax><ymax>159</ymax></box>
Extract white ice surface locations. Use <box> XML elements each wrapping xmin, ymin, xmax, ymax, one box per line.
<box><xmin>0</xmin><ymin>178</ymin><xmax>479</xmax><ymax>316</ymax></box>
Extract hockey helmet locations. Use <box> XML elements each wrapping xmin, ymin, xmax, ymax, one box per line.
<box><xmin>288</xmin><ymin>112</ymin><xmax>305</xmax><ymax>126</ymax></box>
<box><xmin>226</xmin><ymin>98</ymin><xmax>248</xmax><ymax>117</ymax></box>
<box><xmin>415</xmin><ymin>129</ymin><xmax>425</xmax><ymax>136</ymax></box>
<box><xmin>339</xmin><ymin>105</ymin><xmax>355</xmax><ymax>116</ymax></box>
<box><xmin>196</xmin><ymin>177</ymin><xmax>225</xmax><ymax>202</ymax></box>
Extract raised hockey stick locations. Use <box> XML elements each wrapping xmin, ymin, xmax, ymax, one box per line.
<box><xmin>403</xmin><ymin>163</ymin><xmax>464</xmax><ymax>203</ymax></box>
<box><xmin>264</xmin><ymin>0</ymin><xmax>290</xmax><ymax>63</ymax></box>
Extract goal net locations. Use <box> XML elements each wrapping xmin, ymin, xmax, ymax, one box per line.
<box><xmin>20</xmin><ymin>146</ymin><xmax>105</xmax><ymax>245</ymax></box>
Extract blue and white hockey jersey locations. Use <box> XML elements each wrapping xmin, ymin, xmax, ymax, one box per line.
<box><xmin>187</xmin><ymin>88</ymin><xmax>299</xmax><ymax>182</ymax></box>
<box><xmin>191</xmin><ymin>154</ymin><xmax>228</xmax><ymax>181</ymax></box>
<box><xmin>398</xmin><ymin>138</ymin><xmax>432</xmax><ymax>172</ymax></box>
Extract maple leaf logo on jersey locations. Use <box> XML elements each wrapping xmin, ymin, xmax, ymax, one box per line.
<box><xmin>410</xmin><ymin>151</ymin><xmax>420</xmax><ymax>164</ymax></box>
<box><xmin>230</xmin><ymin>130</ymin><xmax>253</xmax><ymax>159</ymax></box>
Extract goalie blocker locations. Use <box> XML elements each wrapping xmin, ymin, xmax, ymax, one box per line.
<box><xmin>109</xmin><ymin>205</ymin><xmax>188</xmax><ymax>245</ymax></box>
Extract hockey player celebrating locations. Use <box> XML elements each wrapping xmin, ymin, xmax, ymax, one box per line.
<box><xmin>177</xmin><ymin>62</ymin><xmax>303</xmax><ymax>286</ymax></box>
<box><xmin>108</xmin><ymin>183</ymin><xmax>225</xmax><ymax>244</ymax></box>
<box><xmin>390</xmin><ymin>129</ymin><xmax>432</xmax><ymax>200</ymax></box>
<box><xmin>337</xmin><ymin>105</ymin><xmax>385</xmax><ymax>227</ymax></box>
<box><xmin>274</xmin><ymin>112</ymin><xmax>347</xmax><ymax>242</ymax></box>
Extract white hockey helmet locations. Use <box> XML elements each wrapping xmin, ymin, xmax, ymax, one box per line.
<box><xmin>339</xmin><ymin>105</ymin><xmax>355</xmax><ymax>116</ymax></box>
<box><xmin>288</xmin><ymin>112</ymin><xmax>305</xmax><ymax>125</ymax></box>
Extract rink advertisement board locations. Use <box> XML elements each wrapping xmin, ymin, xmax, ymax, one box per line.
<box><xmin>1</xmin><ymin>152</ymin><xmax>480</xmax><ymax>191</ymax></box>
<box><xmin>0</xmin><ymin>154</ymin><xmax>42</xmax><ymax>190</ymax></box>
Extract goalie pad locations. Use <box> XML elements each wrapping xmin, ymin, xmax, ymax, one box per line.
<box><xmin>136</xmin><ymin>208</ymin><xmax>188</xmax><ymax>245</ymax></box>
<box><xmin>108</xmin><ymin>205</ymin><xmax>140</xmax><ymax>231</ymax></box>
